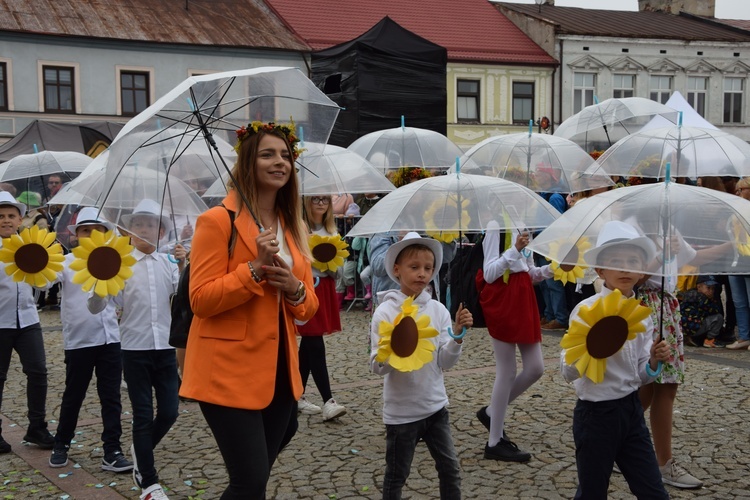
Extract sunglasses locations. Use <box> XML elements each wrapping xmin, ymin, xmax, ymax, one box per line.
<box><xmin>310</xmin><ymin>196</ymin><xmax>331</xmax><ymax>205</ymax></box>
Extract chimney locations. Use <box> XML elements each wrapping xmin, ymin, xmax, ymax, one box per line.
<box><xmin>638</xmin><ymin>0</ymin><xmax>715</xmax><ymax>17</ymax></box>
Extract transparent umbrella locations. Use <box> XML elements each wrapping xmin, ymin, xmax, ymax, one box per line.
<box><xmin>554</xmin><ymin>97</ymin><xmax>679</xmax><ymax>150</ymax></box>
<box><xmin>0</xmin><ymin>150</ymin><xmax>92</xmax><ymax>200</ymax></box>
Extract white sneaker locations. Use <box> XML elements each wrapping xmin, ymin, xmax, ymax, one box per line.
<box><xmin>297</xmin><ymin>396</ymin><xmax>321</xmax><ymax>414</ymax></box>
<box><xmin>140</xmin><ymin>483</ymin><xmax>169</xmax><ymax>500</ymax></box>
<box><xmin>660</xmin><ymin>458</ymin><xmax>703</xmax><ymax>489</ymax></box>
<box><xmin>725</xmin><ymin>339</ymin><xmax>750</xmax><ymax>350</ymax></box>
<box><xmin>322</xmin><ymin>398</ymin><xmax>347</xmax><ymax>421</ymax></box>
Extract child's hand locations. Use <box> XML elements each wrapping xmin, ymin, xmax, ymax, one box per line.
<box><xmin>453</xmin><ymin>303</ymin><xmax>473</xmax><ymax>331</ymax></box>
<box><xmin>173</xmin><ymin>243</ymin><xmax>187</xmax><ymax>262</ymax></box>
<box><xmin>180</xmin><ymin>223</ymin><xmax>194</xmax><ymax>241</ymax></box>
<box><xmin>650</xmin><ymin>338</ymin><xmax>670</xmax><ymax>365</ymax></box>
<box><xmin>515</xmin><ymin>232</ymin><xmax>530</xmax><ymax>251</ymax></box>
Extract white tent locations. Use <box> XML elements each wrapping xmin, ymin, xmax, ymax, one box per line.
<box><xmin>641</xmin><ymin>91</ymin><xmax>717</xmax><ymax>131</ymax></box>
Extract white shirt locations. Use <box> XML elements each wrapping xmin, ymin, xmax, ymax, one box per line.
<box><xmin>89</xmin><ymin>248</ymin><xmax>179</xmax><ymax>351</ymax></box>
<box><xmin>0</xmin><ymin>239</ymin><xmax>40</xmax><ymax>329</ymax></box>
<box><xmin>482</xmin><ymin>221</ymin><xmax>552</xmax><ymax>284</ymax></box>
<box><xmin>370</xmin><ymin>289</ymin><xmax>463</xmax><ymax>425</ymax></box>
<box><xmin>560</xmin><ymin>285</ymin><xmax>657</xmax><ymax>402</ymax></box>
<box><xmin>55</xmin><ymin>254</ymin><xmax>120</xmax><ymax>350</ymax></box>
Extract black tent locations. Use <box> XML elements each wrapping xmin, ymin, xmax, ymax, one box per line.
<box><xmin>312</xmin><ymin>17</ymin><xmax>447</xmax><ymax>147</ymax></box>
<box><xmin>0</xmin><ymin>120</ymin><xmax>124</xmax><ymax>162</ymax></box>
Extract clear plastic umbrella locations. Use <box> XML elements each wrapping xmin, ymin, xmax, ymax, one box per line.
<box><xmin>0</xmin><ymin>150</ymin><xmax>92</xmax><ymax>200</ymax></box>
<box><xmin>529</xmin><ymin>179</ymin><xmax>750</xmax><ymax>277</ymax></box>
<box><xmin>554</xmin><ymin>97</ymin><xmax>679</xmax><ymax>150</ymax></box>
<box><xmin>449</xmin><ymin>127</ymin><xmax>613</xmax><ymax>194</ymax></box>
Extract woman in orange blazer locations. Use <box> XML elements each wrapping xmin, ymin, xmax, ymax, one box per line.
<box><xmin>180</xmin><ymin>122</ymin><xmax>318</xmax><ymax>499</ymax></box>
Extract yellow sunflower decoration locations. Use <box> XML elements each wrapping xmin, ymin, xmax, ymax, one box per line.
<box><xmin>548</xmin><ymin>237</ymin><xmax>592</xmax><ymax>285</ymax></box>
<box><xmin>70</xmin><ymin>229</ymin><xmax>136</xmax><ymax>297</ymax></box>
<box><xmin>561</xmin><ymin>288</ymin><xmax>651</xmax><ymax>383</ymax></box>
<box><xmin>424</xmin><ymin>198</ymin><xmax>471</xmax><ymax>243</ymax></box>
<box><xmin>376</xmin><ymin>296</ymin><xmax>439</xmax><ymax>372</ymax></box>
<box><xmin>309</xmin><ymin>234</ymin><xmax>349</xmax><ymax>273</ymax></box>
<box><xmin>0</xmin><ymin>226</ymin><xmax>64</xmax><ymax>287</ymax></box>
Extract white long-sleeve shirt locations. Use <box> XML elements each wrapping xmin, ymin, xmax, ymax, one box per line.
<box><xmin>370</xmin><ymin>289</ymin><xmax>462</xmax><ymax>425</ymax></box>
<box><xmin>560</xmin><ymin>285</ymin><xmax>657</xmax><ymax>402</ymax></box>
<box><xmin>482</xmin><ymin>221</ymin><xmax>552</xmax><ymax>284</ymax></box>
<box><xmin>0</xmin><ymin>239</ymin><xmax>40</xmax><ymax>329</ymax></box>
<box><xmin>54</xmin><ymin>253</ymin><xmax>120</xmax><ymax>350</ymax></box>
<box><xmin>88</xmin><ymin>248</ymin><xmax>179</xmax><ymax>351</ymax></box>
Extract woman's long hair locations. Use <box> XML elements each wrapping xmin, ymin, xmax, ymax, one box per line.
<box><xmin>228</xmin><ymin>129</ymin><xmax>311</xmax><ymax>260</ymax></box>
<box><xmin>302</xmin><ymin>196</ymin><xmax>336</xmax><ymax>234</ymax></box>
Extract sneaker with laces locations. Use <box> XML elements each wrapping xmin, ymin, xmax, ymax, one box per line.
<box><xmin>297</xmin><ymin>396</ymin><xmax>322</xmax><ymax>414</ymax></box>
<box><xmin>102</xmin><ymin>450</ymin><xmax>134</xmax><ymax>472</ymax></box>
<box><xmin>23</xmin><ymin>426</ymin><xmax>54</xmax><ymax>449</ymax></box>
<box><xmin>131</xmin><ymin>444</ymin><xmax>143</xmax><ymax>488</ymax></box>
<box><xmin>49</xmin><ymin>444</ymin><xmax>69</xmax><ymax>468</ymax></box>
<box><xmin>140</xmin><ymin>483</ymin><xmax>169</xmax><ymax>500</ymax></box>
<box><xmin>660</xmin><ymin>458</ymin><xmax>703</xmax><ymax>489</ymax></box>
<box><xmin>322</xmin><ymin>398</ymin><xmax>347</xmax><ymax>421</ymax></box>
<box><xmin>726</xmin><ymin>339</ymin><xmax>750</xmax><ymax>350</ymax></box>
<box><xmin>484</xmin><ymin>438</ymin><xmax>531</xmax><ymax>462</ymax></box>
<box><xmin>702</xmin><ymin>338</ymin><xmax>718</xmax><ymax>348</ymax></box>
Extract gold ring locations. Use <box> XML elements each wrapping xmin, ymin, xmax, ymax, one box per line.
<box><xmin>272</xmin><ymin>239</ymin><xmax>278</xmax><ymax>246</ymax></box>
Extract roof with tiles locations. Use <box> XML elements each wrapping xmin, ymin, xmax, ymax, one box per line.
<box><xmin>264</xmin><ymin>0</ymin><xmax>557</xmax><ymax>65</ymax></box>
<box><xmin>0</xmin><ymin>0</ymin><xmax>309</xmax><ymax>51</ymax></box>
<box><xmin>495</xmin><ymin>2</ymin><xmax>750</xmax><ymax>42</ymax></box>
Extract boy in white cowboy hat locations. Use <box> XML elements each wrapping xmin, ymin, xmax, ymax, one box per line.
<box><xmin>561</xmin><ymin>220</ymin><xmax>671</xmax><ymax>499</ymax></box>
<box><xmin>370</xmin><ymin>232</ymin><xmax>473</xmax><ymax>499</ymax></box>
<box><xmin>88</xmin><ymin>198</ymin><xmax>185</xmax><ymax>500</ymax></box>
<box><xmin>0</xmin><ymin>191</ymin><xmax>55</xmax><ymax>453</ymax></box>
<box><xmin>47</xmin><ymin>207</ymin><xmax>133</xmax><ymax>473</ymax></box>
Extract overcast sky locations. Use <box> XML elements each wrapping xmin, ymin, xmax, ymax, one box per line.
<box><xmin>499</xmin><ymin>0</ymin><xmax>750</xmax><ymax>19</ymax></box>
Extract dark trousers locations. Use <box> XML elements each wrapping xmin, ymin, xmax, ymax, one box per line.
<box><xmin>383</xmin><ymin>407</ymin><xmax>461</xmax><ymax>500</ymax></box>
<box><xmin>0</xmin><ymin>324</ymin><xmax>47</xmax><ymax>429</ymax></box>
<box><xmin>54</xmin><ymin>343</ymin><xmax>123</xmax><ymax>455</ymax></box>
<box><xmin>298</xmin><ymin>336</ymin><xmax>333</xmax><ymax>402</ymax></box>
<box><xmin>199</xmin><ymin>333</ymin><xmax>297</xmax><ymax>500</ymax></box>
<box><xmin>122</xmin><ymin>349</ymin><xmax>179</xmax><ymax>489</ymax></box>
<box><xmin>573</xmin><ymin>392</ymin><xmax>668</xmax><ymax>500</ymax></box>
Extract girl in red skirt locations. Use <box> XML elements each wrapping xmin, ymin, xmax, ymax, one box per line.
<box><xmin>297</xmin><ymin>196</ymin><xmax>347</xmax><ymax>421</ymax></box>
<box><xmin>477</xmin><ymin>220</ymin><xmax>553</xmax><ymax>462</ymax></box>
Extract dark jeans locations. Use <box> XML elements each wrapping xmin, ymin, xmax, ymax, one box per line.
<box><xmin>0</xmin><ymin>324</ymin><xmax>48</xmax><ymax>429</ymax></box>
<box><xmin>298</xmin><ymin>336</ymin><xmax>332</xmax><ymax>402</ymax></box>
<box><xmin>199</xmin><ymin>329</ymin><xmax>297</xmax><ymax>499</ymax></box>
<box><xmin>55</xmin><ymin>343</ymin><xmax>123</xmax><ymax>455</ymax></box>
<box><xmin>122</xmin><ymin>349</ymin><xmax>179</xmax><ymax>489</ymax></box>
<box><xmin>573</xmin><ymin>392</ymin><xmax>668</xmax><ymax>500</ymax></box>
<box><xmin>383</xmin><ymin>407</ymin><xmax>461</xmax><ymax>500</ymax></box>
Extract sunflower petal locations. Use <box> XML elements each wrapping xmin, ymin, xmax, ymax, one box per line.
<box><xmin>72</xmin><ymin>269</ymin><xmax>92</xmax><ymax>285</ymax></box>
<box><xmin>117</xmin><ymin>267</ymin><xmax>133</xmax><ymax>281</ymax></box>
<box><xmin>564</xmin><ymin>343</ymin><xmax>589</xmax><ymax>365</ymax></box>
<box><xmin>69</xmin><ymin>259</ymin><xmax>87</xmax><ymax>272</ymax></box>
<box><xmin>78</xmin><ymin>237</ymin><xmax>97</xmax><ymax>252</ymax></box>
<box><xmin>81</xmin><ymin>275</ymin><xmax>97</xmax><ymax>292</ymax></box>
<box><xmin>94</xmin><ymin>279</ymin><xmax>109</xmax><ymax>298</ymax></box>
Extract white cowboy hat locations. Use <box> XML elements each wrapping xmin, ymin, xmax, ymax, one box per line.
<box><xmin>584</xmin><ymin>220</ymin><xmax>657</xmax><ymax>267</ymax></box>
<box><xmin>385</xmin><ymin>232</ymin><xmax>443</xmax><ymax>284</ymax></box>
<box><xmin>0</xmin><ymin>190</ymin><xmax>27</xmax><ymax>217</ymax></box>
<box><xmin>68</xmin><ymin>206</ymin><xmax>115</xmax><ymax>233</ymax></box>
<box><xmin>120</xmin><ymin>199</ymin><xmax>172</xmax><ymax>232</ymax></box>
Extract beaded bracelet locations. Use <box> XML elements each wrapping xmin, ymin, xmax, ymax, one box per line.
<box><xmin>645</xmin><ymin>360</ymin><xmax>663</xmax><ymax>377</ymax></box>
<box><xmin>247</xmin><ymin>261</ymin><xmax>262</xmax><ymax>283</ymax></box>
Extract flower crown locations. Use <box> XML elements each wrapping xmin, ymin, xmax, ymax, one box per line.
<box><xmin>388</xmin><ymin>166</ymin><xmax>432</xmax><ymax>188</ymax></box>
<box><xmin>234</xmin><ymin>118</ymin><xmax>303</xmax><ymax>160</ymax></box>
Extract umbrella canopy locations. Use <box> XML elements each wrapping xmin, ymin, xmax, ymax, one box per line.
<box><xmin>450</xmin><ymin>132</ymin><xmax>613</xmax><ymax>194</ymax></box>
<box><xmin>529</xmin><ymin>182</ymin><xmax>750</xmax><ymax>277</ymax></box>
<box><xmin>347</xmin><ymin>126</ymin><xmax>464</xmax><ymax>172</ymax></box>
<box><xmin>346</xmin><ymin>173</ymin><xmax>561</xmax><ymax>240</ymax></box>
<box><xmin>554</xmin><ymin>97</ymin><xmax>679</xmax><ymax>150</ymax></box>
<box><xmin>0</xmin><ymin>151</ymin><xmax>93</xmax><ymax>200</ymax></box>
<box><xmin>588</xmin><ymin>124</ymin><xmax>750</xmax><ymax>180</ymax></box>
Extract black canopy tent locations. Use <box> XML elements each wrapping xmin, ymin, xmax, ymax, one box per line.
<box><xmin>312</xmin><ymin>16</ymin><xmax>447</xmax><ymax>147</ymax></box>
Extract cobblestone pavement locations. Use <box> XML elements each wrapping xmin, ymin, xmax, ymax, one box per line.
<box><xmin>1</xmin><ymin>307</ymin><xmax>749</xmax><ymax>499</ymax></box>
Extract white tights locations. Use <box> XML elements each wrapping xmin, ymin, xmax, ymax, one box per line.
<box><xmin>487</xmin><ymin>339</ymin><xmax>544</xmax><ymax>446</ymax></box>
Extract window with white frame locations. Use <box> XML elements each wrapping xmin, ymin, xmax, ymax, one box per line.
<box><xmin>120</xmin><ymin>71</ymin><xmax>150</xmax><ymax>116</ymax></box>
<box><xmin>724</xmin><ymin>77</ymin><xmax>744</xmax><ymax>124</ymax></box>
<box><xmin>512</xmin><ymin>82</ymin><xmax>534</xmax><ymax>124</ymax></box>
<box><xmin>457</xmin><ymin>79</ymin><xmax>480</xmax><ymax>123</ymax></box>
<box><xmin>649</xmin><ymin>75</ymin><xmax>672</xmax><ymax>104</ymax></box>
<box><xmin>573</xmin><ymin>73</ymin><xmax>596</xmax><ymax>113</ymax></box>
<box><xmin>687</xmin><ymin>76</ymin><xmax>707</xmax><ymax>118</ymax></box>
<box><xmin>0</xmin><ymin>62</ymin><xmax>7</xmax><ymax>111</ymax></box>
<box><xmin>43</xmin><ymin>65</ymin><xmax>75</xmax><ymax>112</ymax></box>
<box><xmin>613</xmin><ymin>74</ymin><xmax>634</xmax><ymax>98</ymax></box>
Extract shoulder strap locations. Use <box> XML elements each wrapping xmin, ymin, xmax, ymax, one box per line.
<box><xmin>221</xmin><ymin>204</ymin><xmax>237</xmax><ymax>256</ymax></box>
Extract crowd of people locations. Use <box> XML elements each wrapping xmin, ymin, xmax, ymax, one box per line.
<box><xmin>0</xmin><ymin>122</ymin><xmax>749</xmax><ymax>499</ymax></box>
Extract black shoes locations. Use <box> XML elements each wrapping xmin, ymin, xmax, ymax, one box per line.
<box><xmin>0</xmin><ymin>436</ymin><xmax>10</xmax><ymax>454</ymax></box>
<box><xmin>49</xmin><ymin>444</ymin><xmax>69</xmax><ymax>468</ymax></box>
<box><xmin>23</xmin><ymin>427</ymin><xmax>55</xmax><ymax>449</ymax></box>
<box><xmin>484</xmin><ymin>438</ymin><xmax>532</xmax><ymax>462</ymax></box>
<box><xmin>476</xmin><ymin>406</ymin><xmax>491</xmax><ymax>431</ymax></box>
<box><xmin>102</xmin><ymin>450</ymin><xmax>134</xmax><ymax>473</ymax></box>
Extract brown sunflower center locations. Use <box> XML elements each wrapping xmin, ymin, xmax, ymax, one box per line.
<box><xmin>391</xmin><ymin>316</ymin><xmax>419</xmax><ymax>358</ymax></box>
<box><xmin>560</xmin><ymin>245</ymin><xmax>579</xmax><ymax>272</ymax></box>
<box><xmin>586</xmin><ymin>315</ymin><xmax>629</xmax><ymax>359</ymax></box>
<box><xmin>15</xmin><ymin>243</ymin><xmax>50</xmax><ymax>274</ymax></box>
<box><xmin>312</xmin><ymin>242</ymin><xmax>337</xmax><ymax>264</ymax></box>
<box><xmin>88</xmin><ymin>247</ymin><xmax>122</xmax><ymax>281</ymax></box>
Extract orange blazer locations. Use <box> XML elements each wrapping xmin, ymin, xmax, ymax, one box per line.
<box><xmin>180</xmin><ymin>190</ymin><xmax>318</xmax><ymax>410</ymax></box>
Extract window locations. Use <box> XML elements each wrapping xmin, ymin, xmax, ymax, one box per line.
<box><xmin>724</xmin><ymin>77</ymin><xmax>744</xmax><ymax>124</ymax></box>
<box><xmin>512</xmin><ymin>82</ymin><xmax>534</xmax><ymax>124</ymax></box>
<box><xmin>0</xmin><ymin>62</ymin><xmax>7</xmax><ymax>111</ymax></box>
<box><xmin>456</xmin><ymin>79</ymin><xmax>479</xmax><ymax>122</ymax></box>
<box><xmin>573</xmin><ymin>73</ymin><xmax>596</xmax><ymax>113</ymax></box>
<box><xmin>43</xmin><ymin>66</ymin><xmax>74</xmax><ymax>112</ymax></box>
<box><xmin>120</xmin><ymin>71</ymin><xmax>150</xmax><ymax>116</ymax></box>
<box><xmin>649</xmin><ymin>75</ymin><xmax>672</xmax><ymax>104</ymax></box>
<box><xmin>613</xmin><ymin>74</ymin><xmax>634</xmax><ymax>98</ymax></box>
<box><xmin>687</xmin><ymin>76</ymin><xmax>707</xmax><ymax>118</ymax></box>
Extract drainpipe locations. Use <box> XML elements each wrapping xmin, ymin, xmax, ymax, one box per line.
<box><xmin>557</xmin><ymin>38</ymin><xmax>564</xmax><ymax>133</ymax></box>
<box><xmin>550</xmin><ymin>65</ymin><xmax>556</xmax><ymax>134</ymax></box>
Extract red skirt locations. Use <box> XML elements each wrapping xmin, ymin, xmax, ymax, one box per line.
<box><xmin>478</xmin><ymin>271</ymin><xmax>541</xmax><ymax>344</ymax></box>
<box><xmin>297</xmin><ymin>276</ymin><xmax>341</xmax><ymax>336</ymax></box>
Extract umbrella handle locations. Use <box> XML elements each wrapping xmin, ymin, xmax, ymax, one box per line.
<box><xmin>313</xmin><ymin>276</ymin><xmax>320</xmax><ymax>288</ymax></box>
<box><xmin>168</xmin><ymin>253</ymin><xmax>180</xmax><ymax>264</ymax></box>
<box><xmin>448</xmin><ymin>326</ymin><xmax>467</xmax><ymax>340</ymax></box>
